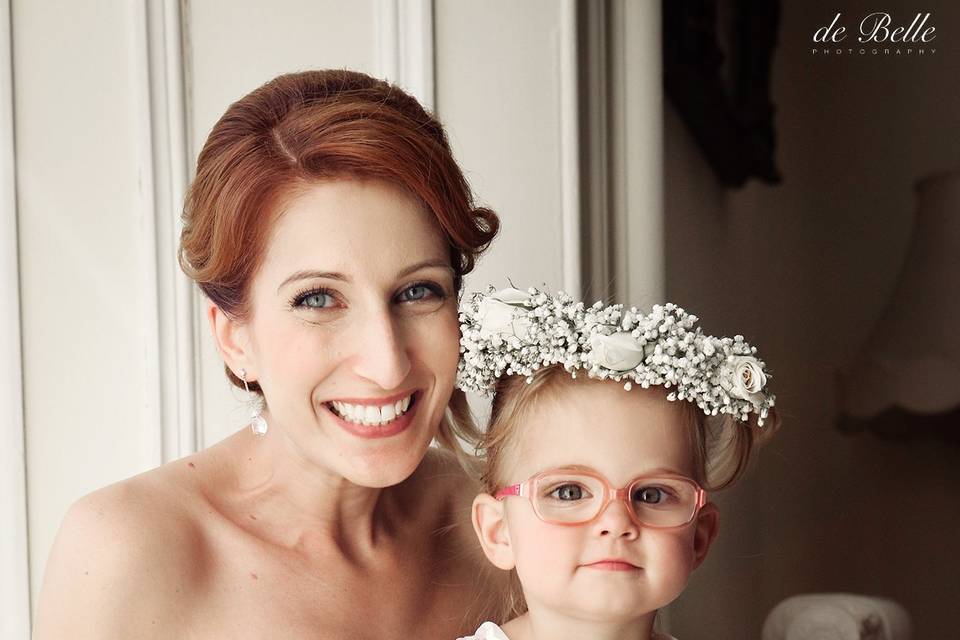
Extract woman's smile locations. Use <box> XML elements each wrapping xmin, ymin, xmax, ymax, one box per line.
<box><xmin>323</xmin><ymin>390</ymin><xmax>422</xmax><ymax>439</ymax></box>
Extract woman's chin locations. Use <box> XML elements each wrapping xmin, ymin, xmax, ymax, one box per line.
<box><xmin>341</xmin><ymin>444</ymin><xmax>430</xmax><ymax>488</ymax></box>
<box><xmin>332</xmin><ymin>423</ymin><xmax>435</xmax><ymax>487</ymax></box>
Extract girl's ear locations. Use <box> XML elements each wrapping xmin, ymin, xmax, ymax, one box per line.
<box><xmin>207</xmin><ymin>300</ymin><xmax>257</xmax><ymax>379</ymax></box>
<box><xmin>472</xmin><ymin>493</ymin><xmax>516</xmax><ymax>571</ymax></box>
<box><xmin>691</xmin><ymin>502</ymin><xmax>720</xmax><ymax>570</ymax></box>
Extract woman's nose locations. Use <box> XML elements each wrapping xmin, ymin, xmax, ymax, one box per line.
<box><xmin>351</xmin><ymin>307</ymin><xmax>412</xmax><ymax>389</ymax></box>
<box><xmin>592</xmin><ymin>497</ymin><xmax>640</xmax><ymax>540</ymax></box>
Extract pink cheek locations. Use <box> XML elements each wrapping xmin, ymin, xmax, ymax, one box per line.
<box><xmin>409</xmin><ymin>316</ymin><xmax>459</xmax><ymax>370</ymax></box>
<box><xmin>645</xmin><ymin>530</ymin><xmax>698</xmax><ymax>574</ymax></box>
<box><xmin>269</xmin><ymin>329</ymin><xmax>341</xmax><ymax>378</ymax></box>
<box><xmin>514</xmin><ymin>524</ymin><xmax>583</xmax><ymax>574</ymax></box>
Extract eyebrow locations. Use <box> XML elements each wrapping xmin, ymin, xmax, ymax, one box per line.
<box><xmin>276</xmin><ymin>259</ymin><xmax>453</xmax><ymax>292</ymax></box>
<box><xmin>553</xmin><ymin>464</ymin><xmax>685</xmax><ymax>477</ymax></box>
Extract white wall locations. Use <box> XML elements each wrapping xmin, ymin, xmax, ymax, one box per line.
<box><xmin>13</xmin><ymin>0</ymin><xmax>163</xmax><ymax>620</ymax></box>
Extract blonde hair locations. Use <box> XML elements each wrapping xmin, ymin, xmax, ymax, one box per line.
<box><xmin>478</xmin><ymin>363</ymin><xmax>781</xmax><ymax>621</ymax></box>
<box><xmin>435</xmin><ymin>388</ymin><xmax>483</xmax><ymax>476</ymax></box>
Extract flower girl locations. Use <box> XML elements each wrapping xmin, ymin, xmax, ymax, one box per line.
<box><xmin>456</xmin><ymin>287</ymin><xmax>779</xmax><ymax>640</ymax></box>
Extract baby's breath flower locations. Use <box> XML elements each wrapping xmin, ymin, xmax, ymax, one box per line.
<box><xmin>456</xmin><ymin>286</ymin><xmax>775</xmax><ymax>425</ymax></box>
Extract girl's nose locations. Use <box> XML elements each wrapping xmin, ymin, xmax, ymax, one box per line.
<box><xmin>592</xmin><ymin>498</ymin><xmax>640</xmax><ymax>540</ymax></box>
<box><xmin>351</xmin><ymin>307</ymin><xmax>412</xmax><ymax>389</ymax></box>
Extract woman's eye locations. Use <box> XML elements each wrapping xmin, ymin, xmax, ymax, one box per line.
<box><xmin>397</xmin><ymin>282</ymin><xmax>445</xmax><ymax>304</ymax></box>
<box><xmin>549</xmin><ymin>483</ymin><xmax>587</xmax><ymax>501</ymax></box>
<box><xmin>294</xmin><ymin>290</ymin><xmax>336</xmax><ymax>309</ymax></box>
<box><xmin>401</xmin><ymin>284</ymin><xmax>430</xmax><ymax>301</ymax></box>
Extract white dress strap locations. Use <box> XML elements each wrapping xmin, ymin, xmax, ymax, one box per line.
<box><xmin>458</xmin><ymin>621</ymin><xmax>677</xmax><ymax>640</ymax></box>
<box><xmin>456</xmin><ymin>621</ymin><xmax>511</xmax><ymax>640</ymax></box>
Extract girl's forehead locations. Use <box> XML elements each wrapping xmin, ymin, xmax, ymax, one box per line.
<box><xmin>506</xmin><ymin>380</ymin><xmax>696</xmax><ymax>482</ymax></box>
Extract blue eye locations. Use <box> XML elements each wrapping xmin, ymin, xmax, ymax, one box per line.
<box><xmin>632</xmin><ymin>486</ymin><xmax>674</xmax><ymax>505</ymax></box>
<box><xmin>549</xmin><ymin>483</ymin><xmax>588</xmax><ymax>501</ymax></box>
<box><xmin>292</xmin><ymin>288</ymin><xmax>336</xmax><ymax>309</ymax></box>
<box><xmin>397</xmin><ymin>282</ymin><xmax>444</xmax><ymax>303</ymax></box>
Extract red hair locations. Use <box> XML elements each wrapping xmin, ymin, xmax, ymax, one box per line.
<box><xmin>178</xmin><ymin>70</ymin><xmax>498</xmax><ymax>462</ymax></box>
<box><xmin>179</xmin><ymin>69</ymin><xmax>499</xmax><ymax>389</ymax></box>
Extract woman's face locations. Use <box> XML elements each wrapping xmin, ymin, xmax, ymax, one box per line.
<box><xmin>238</xmin><ymin>178</ymin><xmax>460</xmax><ymax>487</ymax></box>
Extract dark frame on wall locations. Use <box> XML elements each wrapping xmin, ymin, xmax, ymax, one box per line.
<box><xmin>663</xmin><ymin>0</ymin><xmax>782</xmax><ymax>188</ymax></box>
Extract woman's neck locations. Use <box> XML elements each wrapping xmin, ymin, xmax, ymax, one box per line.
<box><xmin>214</xmin><ymin>417</ymin><xmax>410</xmax><ymax>563</ymax></box>
<box><xmin>503</xmin><ymin>608</ymin><xmax>658</xmax><ymax>640</ymax></box>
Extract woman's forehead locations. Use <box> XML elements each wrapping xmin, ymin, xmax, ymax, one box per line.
<box><xmin>260</xmin><ymin>179</ymin><xmax>450</xmax><ymax>281</ymax></box>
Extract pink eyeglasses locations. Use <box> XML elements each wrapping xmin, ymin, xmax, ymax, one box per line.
<box><xmin>495</xmin><ymin>467</ymin><xmax>707</xmax><ymax>529</ymax></box>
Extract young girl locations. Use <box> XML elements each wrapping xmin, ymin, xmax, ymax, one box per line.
<box><xmin>456</xmin><ymin>286</ymin><xmax>779</xmax><ymax>640</ymax></box>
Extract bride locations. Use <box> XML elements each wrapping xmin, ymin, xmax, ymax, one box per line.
<box><xmin>33</xmin><ymin>69</ymin><xmax>505</xmax><ymax>639</ymax></box>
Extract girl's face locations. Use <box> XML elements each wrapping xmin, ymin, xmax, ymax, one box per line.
<box><xmin>225</xmin><ymin>178</ymin><xmax>460</xmax><ymax>487</ymax></box>
<box><xmin>485</xmin><ymin>380</ymin><xmax>718</xmax><ymax>624</ymax></box>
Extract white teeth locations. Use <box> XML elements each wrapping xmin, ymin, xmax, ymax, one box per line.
<box><xmin>382</xmin><ymin>403</ymin><xmax>396</xmax><ymax>421</ymax></box>
<box><xmin>330</xmin><ymin>394</ymin><xmax>414</xmax><ymax>427</ymax></box>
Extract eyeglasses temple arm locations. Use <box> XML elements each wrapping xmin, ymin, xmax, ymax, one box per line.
<box><xmin>494</xmin><ymin>483</ymin><xmax>523</xmax><ymax>500</ymax></box>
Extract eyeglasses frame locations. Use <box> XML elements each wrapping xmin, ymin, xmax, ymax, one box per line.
<box><xmin>494</xmin><ymin>467</ymin><xmax>707</xmax><ymax>529</ymax></box>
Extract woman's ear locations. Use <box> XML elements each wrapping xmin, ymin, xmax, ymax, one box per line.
<box><xmin>472</xmin><ymin>493</ymin><xmax>516</xmax><ymax>571</ymax></box>
<box><xmin>207</xmin><ymin>301</ymin><xmax>256</xmax><ymax>379</ymax></box>
<box><xmin>691</xmin><ymin>501</ymin><xmax>720</xmax><ymax>570</ymax></box>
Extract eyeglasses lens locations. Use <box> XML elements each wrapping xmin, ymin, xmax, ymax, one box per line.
<box><xmin>533</xmin><ymin>473</ymin><xmax>698</xmax><ymax>527</ymax></box>
<box><xmin>628</xmin><ymin>477</ymin><xmax>698</xmax><ymax>527</ymax></box>
<box><xmin>534</xmin><ymin>473</ymin><xmax>606</xmax><ymax>523</ymax></box>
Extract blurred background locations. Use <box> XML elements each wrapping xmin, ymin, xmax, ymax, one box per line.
<box><xmin>1</xmin><ymin>1</ymin><xmax>957</xmax><ymax>638</ymax></box>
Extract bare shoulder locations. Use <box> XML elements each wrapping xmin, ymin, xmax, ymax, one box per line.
<box><xmin>416</xmin><ymin>447</ymin><xmax>502</xmax><ymax>562</ymax></box>
<box><xmin>417</xmin><ymin>448</ymin><xmax>512</xmax><ymax>622</ymax></box>
<box><xmin>33</xmin><ymin>463</ymin><xmax>205</xmax><ymax>639</ymax></box>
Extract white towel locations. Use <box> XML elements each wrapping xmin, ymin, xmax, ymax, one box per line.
<box><xmin>762</xmin><ymin>593</ymin><xmax>911</xmax><ymax>640</ymax></box>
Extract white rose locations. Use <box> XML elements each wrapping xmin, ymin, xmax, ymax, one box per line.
<box><xmin>490</xmin><ymin>287</ymin><xmax>532</xmax><ymax>306</ymax></box>
<box><xmin>721</xmin><ymin>356</ymin><xmax>767</xmax><ymax>406</ymax></box>
<box><xmin>588</xmin><ymin>332</ymin><xmax>646</xmax><ymax>372</ymax></box>
<box><xmin>478</xmin><ymin>297</ymin><xmax>532</xmax><ymax>340</ymax></box>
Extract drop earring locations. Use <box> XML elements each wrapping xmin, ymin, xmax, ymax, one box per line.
<box><xmin>240</xmin><ymin>368</ymin><xmax>268</xmax><ymax>436</ymax></box>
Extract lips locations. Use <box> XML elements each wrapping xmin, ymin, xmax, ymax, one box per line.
<box><xmin>322</xmin><ymin>391</ymin><xmax>420</xmax><ymax>440</ymax></box>
<box><xmin>581</xmin><ymin>559</ymin><xmax>642</xmax><ymax>572</ymax></box>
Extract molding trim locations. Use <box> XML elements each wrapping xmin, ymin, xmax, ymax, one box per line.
<box><xmin>1</xmin><ymin>0</ymin><xmax>32</xmax><ymax>635</ymax></box>
<box><xmin>559</xmin><ymin>0</ymin><xmax>581</xmax><ymax>298</ymax></box>
<box><xmin>609</xmin><ymin>0</ymin><xmax>664</xmax><ymax>306</ymax></box>
<box><xmin>137</xmin><ymin>0</ymin><xmax>197</xmax><ymax>464</ymax></box>
<box><xmin>375</xmin><ymin>0</ymin><xmax>435</xmax><ymax>112</ymax></box>
<box><xmin>579</xmin><ymin>0</ymin><xmax>613</xmax><ymax>303</ymax></box>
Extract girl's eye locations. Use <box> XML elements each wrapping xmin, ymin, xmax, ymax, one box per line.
<box><xmin>549</xmin><ymin>483</ymin><xmax>588</xmax><ymax>501</ymax></box>
<box><xmin>632</xmin><ymin>486</ymin><xmax>672</xmax><ymax>505</ymax></box>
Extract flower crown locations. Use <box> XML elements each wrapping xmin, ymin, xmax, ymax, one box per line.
<box><xmin>457</xmin><ymin>286</ymin><xmax>775</xmax><ymax>425</ymax></box>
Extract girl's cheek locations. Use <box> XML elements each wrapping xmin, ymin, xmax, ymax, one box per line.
<box><xmin>516</xmin><ymin>524</ymin><xmax>580</xmax><ymax>572</ymax></box>
<box><xmin>649</xmin><ymin>529</ymin><xmax>699</xmax><ymax>575</ymax></box>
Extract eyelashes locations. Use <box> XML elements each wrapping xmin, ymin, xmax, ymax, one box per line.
<box><xmin>289</xmin><ymin>286</ymin><xmax>337</xmax><ymax>310</ymax></box>
<box><xmin>288</xmin><ymin>281</ymin><xmax>449</xmax><ymax>311</ymax></box>
<box><xmin>397</xmin><ymin>281</ymin><xmax>448</xmax><ymax>303</ymax></box>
